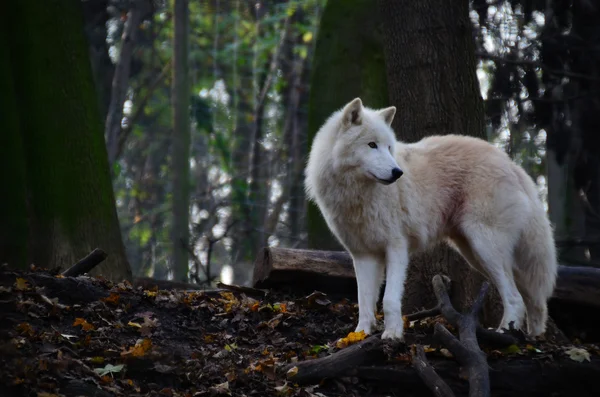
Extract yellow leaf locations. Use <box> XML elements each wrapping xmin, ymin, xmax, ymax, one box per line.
<box><xmin>128</xmin><ymin>321</ymin><xmax>142</xmax><ymax>328</ymax></box>
<box><xmin>15</xmin><ymin>278</ymin><xmax>29</xmax><ymax>291</ymax></box>
<box><xmin>302</xmin><ymin>32</ymin><xmax>313</xmax><ymax>43</ymax></box>
<box><xmin>144</xmin><ymin>291</ymin><xmax>157</xmax><ymax>298</ymax></box>
<box><xmin>336</xmin><ymin>330</ymin><xmax>366</xmax><ymax>349</ymax></box>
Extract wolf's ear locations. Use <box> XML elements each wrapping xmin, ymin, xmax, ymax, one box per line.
<box><xmin>378</xmin><ymin>106</ymin><xmax>396</xmax><ymax>126</ymax></box>
<box><xmin>341</xmin><ymin>97</ymin><xmax>363</xmax><ymax>128</ymax></box>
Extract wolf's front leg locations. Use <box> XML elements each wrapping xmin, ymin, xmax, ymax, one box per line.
<box><xmin>352</xmin><ymin>255</ymin><xmax>384</xmax><ymax>336</ymax></box>
<box><xmin>381</xmin><ymin>244</ymin><xmax>409</xmax><ymax>341</ymax></box>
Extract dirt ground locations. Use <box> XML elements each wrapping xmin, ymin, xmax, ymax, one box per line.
<box><xmin>1</xmin><ymin>264</ymin><xmax>599</xmax><ymax>397</ymax></box>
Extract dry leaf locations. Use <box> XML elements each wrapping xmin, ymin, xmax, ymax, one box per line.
<box><xmin>286</xmin><ymin>366</ymin><xmax>299</xmax><ymax>378</ymax></box>
<box><xmin>102</xmin><ymin>293</ymin><xmax>120</xmax><ymax>306</ymax></box>
<box><xmin>73</xmin><ymin>318</ymin><xmax>95</xmax><ymax>331</ymax></box>
<box><xmin>15</xmin><ymin>278</ymin><xmax>29</xmax><ymax>291</ymax></box>
<box><xmin>566</xmin><ymin>347</ymin><xmax>591</xmax><ymax>363</ymax></box>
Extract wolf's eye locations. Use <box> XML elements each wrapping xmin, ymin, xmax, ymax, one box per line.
<box><xmin>368</xmin><ymin>142</ymin><xmax>377</xmax><ymax>149</ymax></box>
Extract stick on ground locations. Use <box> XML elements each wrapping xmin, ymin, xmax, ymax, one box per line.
<box><xmin>61</xmin><ymin>248</ymin><xmax>108</xmax><ymax>277</ymax></box>
<box><xmin>412</xmin><ymin>344</ymin><xmax>456</xmax><ymax>397</ymax></box>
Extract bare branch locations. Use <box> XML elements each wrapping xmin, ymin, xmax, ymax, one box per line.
<box><xmin>412</xmin><ymin>344</ymin><xmax>456</xmax><ymax>397</ymax></box>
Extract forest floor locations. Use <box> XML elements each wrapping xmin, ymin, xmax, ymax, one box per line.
<box><xmin>1</xmin><ymin>264</ymin><xmax>600</xmax><ymax>397</ymax></box>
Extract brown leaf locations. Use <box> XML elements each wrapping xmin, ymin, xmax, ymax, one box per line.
<box><xmin>73</xmin><ymin>318</ymin><xmax>95</xmax><ymax>331</ymax></box>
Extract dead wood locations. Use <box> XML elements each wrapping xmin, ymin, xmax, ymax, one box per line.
<box><xmin>554</xmin><ymin>264</ymin><xmax>600</xmax><ymax>307</ymax></box>
<box><xmin>61</xmin><ymin>248</ymin><xmax>108</xmax><ymax>277</ymax></box>
<box><xmin>253</xmin><ymin>247</ymin><xmax>600</xmax><ymax>309</ymax></box>
<box><xmin>133</xmin><ymin>277</ymin><xmax>208</xmax><ymax>291</ymax></box>
<box><xmin>411</xmin><ymin>344</ymin><xmax>456</xmax><ymax>397</ymax></box>
<box><xmin>283</xmin><ymin>333</ymin><xmax>386</xmax><ymax>384</ymax></box>
<box><xmin>252</xmin><ymin>247</ymin><xmax>356</xmax><ymax>295</ymax></box>
<box><xmin>28</xmin><ymin>273</ymin><xmax>110</xmax><ymax>304</ymax></box>
<box><xmin>430</xmin><ymin>275</ymin><xmax>490</xmax><ymax>397</ymax></box>
<box><xmin>351</xmin><ymin>357</ymin><xmax>600</xmax><ymax>397</ymax></box>
<box><xmin>406</xmin><ymin>303</ymin><xmax>517</xmax><ymax>347</ymax></box>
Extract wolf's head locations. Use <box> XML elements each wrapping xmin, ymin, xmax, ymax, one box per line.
<box><xmin>328</xmin><ymin>97</ymin><xmax>402</xmax><ymax>185</ymax></box>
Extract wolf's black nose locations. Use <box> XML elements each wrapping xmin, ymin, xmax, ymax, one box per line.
<box><xmin>391</xmin><ymin>168</ymin><xmax>403</xmax><ymax>181</ymax></box>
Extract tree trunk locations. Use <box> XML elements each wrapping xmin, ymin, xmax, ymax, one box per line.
<box><xmin>5</xmin><ymin>0</ymin><xmax>132</xmax><ymax>282</ymax></box>
<box><xmin>306</xmin><ymin>0</ymin><xmax>390</xmax><ymax>250</ymax></box>
<box><xmin>105</xmin><ymin>0</ymin><xmax>148</xmax><ymax>167</ymax></box>
<box><xmin>171</xmin><ymin>0</ymin><xmax>192</xmax><ymax>283</ymax></box>
<box><xmin>81</xmin><ymin>0</ymin><xmax>114</xmax><ymax>121</ymax></box>
<box><xmin>0</xmin><ymin>16</ymin><xmax>28</xmax><ymax>268</ymax></box>
<box><xmin>377</xmin><ymin>0</ymin><xmax>502</xmax><ymax>326</ymax></box>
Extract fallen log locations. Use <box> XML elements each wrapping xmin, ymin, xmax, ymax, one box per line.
<box><xmin>253</xmin><ymin>247</ymin><xmax>600</xmax><ymax>307</ymax></box>
<box><xmin>352</xmin><ymin>357</ymin><xmax>600</xmax><ymax>397</ymax></box>
<box><xmin>252</xmin><ymin>247</ymin><xmax>356</xmax><ymax>295</ymax></box>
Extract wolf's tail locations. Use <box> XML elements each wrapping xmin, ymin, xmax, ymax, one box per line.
<box><xmin>515</xmin><ymin>188</ymin><xmax>558</xmax><ymax>336</ymax></box>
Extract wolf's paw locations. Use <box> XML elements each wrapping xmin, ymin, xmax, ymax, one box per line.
<box><xmin>381</xmin><ymin>326</ymin><xmax>404</xmax><ymax>341</ymax></box>
<box><xmin>354</xmin><ymin>320</ymin><xmax>375</xmax><ymax>336</ymax></box>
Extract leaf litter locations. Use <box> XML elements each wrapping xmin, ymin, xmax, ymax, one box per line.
<box><xmin>0</xmin><ymin>265</ymin><xmax>599</xmax><ymax>397</ymax></box>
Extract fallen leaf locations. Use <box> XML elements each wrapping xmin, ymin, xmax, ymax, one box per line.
<box><xmin>15</xmin><ymin>278</ymin><xmax>29</xmax><ymax>291</ymax></box>
<box><xmin>73</xmin><ymin>318</ymin><xmax>95</xmax><ymax>331</ymax></box>
<box><xmin>121</xmin><ymin>338</ymin><xmax>153</xmax><ymax>357</ymax></box>
<box><xmin>566</xmin><ymin>347</ymin><xmax>591</xmax><ymax>363</ymax></box>
<box><xmin>102</xmin><ymin>293</ymin><xmax>120</xmax><ymax>306</ymax></box>
<box><xmin>439</xmin><ymin>348</ymin><xmax>453</xmax><ymax>358</ymax></box>
<box><xmin>336</xmin><ymin>330</ymin><xmax>366</xmax><ymax>349</ymax></box>
<box><xmin>128</xmin><ymin>321</ymin><xmax>142</xmax><ymax>329</ymax></box>
<box><xmin>286</xmin><ymin>366</ymin><xmax>299</xmax><ymax>378</ymax></box>
<box><xmin>94</xmin><ymin>363</ymin><xmax>125</xmax><ymax>377</ymax></box>
<box><xmin>503</xmin><ymin>344</ymin><xmax>521</xmax><ymax>354</ymax></box>
<box><xmin>209</xmin><ymin>381</ymin><xmax>231</xmax><ymax>395</ymax></box>
<box><xmin>16</xmin><ymin>322</ymin><xmax>35</xmax><ymax>337</ymax></box>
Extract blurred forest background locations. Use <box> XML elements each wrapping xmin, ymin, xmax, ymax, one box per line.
<box><xmin>61</xmin><ymin>0</ymin><xmax>600</xmax><ymax>285</ymax></box>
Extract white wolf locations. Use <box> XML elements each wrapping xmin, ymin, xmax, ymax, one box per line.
<box><xmin>304</xmin><ymin>97</ymin><xmax>558</xmax><ymax>341</ymax></box>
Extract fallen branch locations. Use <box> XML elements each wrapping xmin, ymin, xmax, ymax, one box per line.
<box><xmin>431</xmin><ymin>275</ymin><xmax>490</xmax><ymax>397</ymax></box>
<box><xmin>407</xmin><ymin>304</ymin><xmax>517</xmax><ymax>347</ymax></box>
<box><xmin>216</xmin><ymin>282</ymin><xmax>268</xmax><ymax>298</ymax></box>
<box><xmin>283</xmin><ymin>333</ymin><xmax>386</xmax><ymax>384</ymax></box>
<box><xmin>61</xmin><ymin>248</ymin><xmax>108</xmax><ymax>277</ymax></box>
<box><xmin>412</xmin><ymin>344</ymin><xmax>456</xmax><ymax>397</ymax></box>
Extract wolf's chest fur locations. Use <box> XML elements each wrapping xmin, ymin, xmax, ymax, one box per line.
<box><xmin>316</xmin><ymin>181</ymin><xmax>398</xmax><ymax>255</ymax></box>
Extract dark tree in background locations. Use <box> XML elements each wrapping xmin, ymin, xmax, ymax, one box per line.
<box><xmin>473</xmin><ymin>0</ymin><xmax>600</xmax><ymax>267</ymax></box>
<box><xmin>1</xmin><ymin>0</ymin><xmax>132</xmax><ymax>282</ymax></box>
<box><xmin>306</xmin><ymin>0</ymin><xmax>390</xmax><ymax>251</ymax></box>
<box><xmin>377</xmin><ymin>0</ymin><xmax>503</xmax><ymax>326</ymax></box>
<box><xmin>171</xmin><ymin>0</ymin><xmax>192</xmax><ymax>282</ymax></box>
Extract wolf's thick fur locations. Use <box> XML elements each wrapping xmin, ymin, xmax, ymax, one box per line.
<box><xmin>305</xmin><ymin>98</ymin><xmax>558</xmax><ymax>341</ymax></box>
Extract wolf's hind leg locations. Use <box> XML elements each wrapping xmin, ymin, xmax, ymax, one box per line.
<box><xmin>353</xmin><ymin>254</ymin><xmax>384</xmax><ymax>335</ymax></box>
<box><xmin>461</xmin><ymin>224</ymin><xmax>526</xmax><ymax>332</ymax></box>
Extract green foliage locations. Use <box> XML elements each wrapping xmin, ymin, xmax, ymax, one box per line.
<box><xmin>110</xmin><ymin>0</ymin><xmax>324</xmax><ymax>278</ymax></box>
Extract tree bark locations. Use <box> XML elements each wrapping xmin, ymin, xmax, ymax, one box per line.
<box><xmin>171</xmin><ymin>0</ymin><xmax>192</xmax><ymax>283</ymax></box>
<box><xmin>105</xmin><ymin>0</ymin><xmax>148</xmax><ymax>167</ymax></box>
<box><xmin>0</xmin><ymin>15</ymin><xmax>28</xmax><ymax>268</ymax></box>
<box><xmin>5</xmin><ymin>0</ymin><xmax>132</xmax><ymax>282</ymax></box>
<box><xmin>306</xmin><ymin>0</ymin><xmax>390</xmax><ymax>250</ymax></box>
<box><xmin>377</xmin><ymin>0</ymin><xmax>502</xmax><ymax>326</ymax></box>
